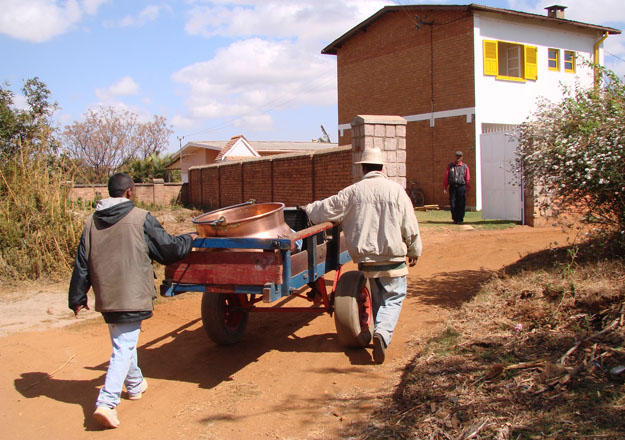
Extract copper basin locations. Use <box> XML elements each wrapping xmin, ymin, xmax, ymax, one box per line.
<box><xmin>192</xmin><ymin>202</ymin><xmax>293</xmax><ymax>240</ymax></box>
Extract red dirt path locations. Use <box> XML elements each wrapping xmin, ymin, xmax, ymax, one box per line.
<box><xmin>1</xmin><ymin>225</ymin><xmax>573</xmax><ymax>439</ymax></box>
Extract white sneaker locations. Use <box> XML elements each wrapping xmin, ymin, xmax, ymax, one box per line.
<box><xmin>93</xmin><ymin>406</ymin><xmax>119</xmax><ymax>428</ymax></box>
<box><xmin>128</xmin><ymin>378</ymin><xmax>148</xmax><ymax>400</ymax></box>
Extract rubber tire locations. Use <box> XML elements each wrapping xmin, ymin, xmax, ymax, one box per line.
<box><xmin>334</xmin><ymin>271</ymin><xmax>374</xmax><ymax>348</ymax></box>
<box><xmin>201</xmin><ymin>292</ymin><xmax>248</xmax><ymax>345</ymax></box>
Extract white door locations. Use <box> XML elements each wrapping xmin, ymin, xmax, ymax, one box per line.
<box><xmin>480</xmin><ymin>132</ymin><xmax>522</xmax><ymax>221</ymax></box>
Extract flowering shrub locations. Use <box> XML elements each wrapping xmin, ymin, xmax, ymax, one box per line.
<box><xmin>517</xmin><ymin>66</ymin><xmax>625</xmax><ymax>244</ymax></box>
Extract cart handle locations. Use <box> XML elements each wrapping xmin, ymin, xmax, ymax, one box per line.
<box><xmin>286</xmin><ymin>222</ymin><xmax>334</xmax><ymax>241</ymax></box>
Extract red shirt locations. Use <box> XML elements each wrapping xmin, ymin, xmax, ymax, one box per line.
<box><xmin>443</xmin><ymin>161</ymin><xmax>471</xmax><ymax>190</ymax></box>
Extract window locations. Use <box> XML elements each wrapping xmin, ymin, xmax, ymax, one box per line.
<box><xmin>548</xmin><ymin>48</ymin><xmax>560</xmax><ymax>71</ymax></box>
<box><xmin>483</xmin><ymin>40</ymin><xmax>537</xmax><ymax>81</ymax></box>
<box><xmin>564</xmin><ymin>50</ymin><xmax>576</xmax><ymax>73</ymax></box>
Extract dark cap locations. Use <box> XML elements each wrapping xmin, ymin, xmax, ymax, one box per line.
<box><xmin>455</xmin><ymin>151</ymin><xmax>463</xmax><ymax>157</ymax></box>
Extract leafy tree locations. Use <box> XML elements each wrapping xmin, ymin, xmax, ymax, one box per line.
<box><xmin>124</xmin><ymin>152</ymin><xmax>180</xmax><ymax>183</ymax></box>
<box><xmin>63</xmin><ymin>106</ymin><xmax>173</xmax><ymax>182</ymax></box>
<box><xmin>0</xmin><ymin>77</ymin><xmax>58</xmax><ymax>157</ymax></box>
<box><xmin>517</xmin><ymin>65</ymin><xmax>625</xmax><ymax>243</ymax></box>
<box><xmin>0</xmin><ymin>78</ymin><xmax>82</xmax><ymax>280</ymax></box>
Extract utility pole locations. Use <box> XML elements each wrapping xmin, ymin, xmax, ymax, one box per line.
<box><xmin>177</xmin><ymin>135</ymin><xmax>185</xmax><ymax>183</ymax></box>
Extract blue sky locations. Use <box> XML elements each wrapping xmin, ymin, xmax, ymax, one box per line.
<box><xmin>1</xmin><ymin>0</ymin><xmax>624</xmax><ymax>154</ymax></box>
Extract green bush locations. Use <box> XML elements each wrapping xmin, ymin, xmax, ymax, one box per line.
<box><xmin>517</xmin><ymin>65</ymin><xmax>625</xmax><ymax>244</ymax></box>
<box><xmin>0</xmin><ymin>78</ymin><xmax>84</xmax><ymax>280</ymax></box>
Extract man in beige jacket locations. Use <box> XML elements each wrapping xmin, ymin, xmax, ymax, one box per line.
<box><xmin>305</xmin><ymin>148</ymin><xmax>421</xmax><ymax>363</ymax></box>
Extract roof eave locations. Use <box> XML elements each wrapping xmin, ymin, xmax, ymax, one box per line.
<box><xmin>321</xmin><ymin>3</ymin><xmax>620</xmax><ymax>55</ymax></box>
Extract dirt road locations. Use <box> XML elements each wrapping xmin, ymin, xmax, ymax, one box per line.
<box><xmin>1</xmin><ymin>224</ymin><xmax>572</xmax><ymax>439</ymax></box>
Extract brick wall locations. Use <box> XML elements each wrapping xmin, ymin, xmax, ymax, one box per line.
<box><xmin>334</xmin><ymin>8</ymin><xmax>476</xmax><ymax>208</ymax></box>
<box><xmin>407</xmin><ymin>117</ymin><xmax>477</xmax><ymax>208</ymax></box>
<box><xmin>313</xmin><ymin>148</ymin><xmax>352</xmax><ymax>200</ymax></box>
<box><xmin>243</xmin><ymin>159</ymin><xmax>272</xmax><ymax>202</ymax></box>
<box><xmin>188</xmin><ymin>146</ymin><xmax>353</xmax><ymax>211</ymax></box>
<box><xmin>273</xmin><ymin>154</ymin><xmax>314</xmax><ymax>207</ymax></box>
<box><xmin>190</xmin><ymin>168</ymin><xmax>202</xmax><ymax>206</ymax></box>
<box><xmin>69</xmin><ymin>180</ymin><xmax>183</xmax><ymax>206</ymax></box>
<box><xmin>219</xmin><ymin>162</ymin><xmax>243</xmax><ymax>207</ymax></box>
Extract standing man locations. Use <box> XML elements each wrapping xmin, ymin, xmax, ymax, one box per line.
<box><xmin>69</xmin><ymin>173</ymin><xmax>194</xmax><ymax>429</ymax></box>
<box><xmin>305</xmin><ymin>148</ymin><xmax>422</xmax><ymax>364</ymax></box>
<box><xmin>443</xmin><ymin>151</ymin><xmax>471</xmax><ymax>224</ymax></box>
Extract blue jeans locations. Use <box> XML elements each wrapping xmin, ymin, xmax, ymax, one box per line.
<box><xmin>96</xmin><ymin>322</ymin><xmax>144</xmax><ymax>409</ymax></box>
<box><xmin>369</xmin><ymin>276</ymin><xmax>407</xmax><ymax>347</ymax></box>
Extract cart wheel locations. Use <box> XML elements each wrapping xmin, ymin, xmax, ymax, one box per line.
<box><xmin>334</xmin><ymin>271</ymin><xmax>374</xmax><ymax>348</ymax></box>
<box><xmin>201</xmin><ymin>292</ymin><xmax>249</xmax><ymax>345</ymax></box>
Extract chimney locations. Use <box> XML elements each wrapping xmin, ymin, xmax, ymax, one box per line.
<box><xmin>545</xmin><ymin>5</ymin><xmax>567</xmax><ymax>19</ymax></box>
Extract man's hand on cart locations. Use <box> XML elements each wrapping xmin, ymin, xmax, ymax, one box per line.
<box><xmin>408</xmin><ymin>256</ymin><xmax>418</xmax><ymax>267</ymax></box>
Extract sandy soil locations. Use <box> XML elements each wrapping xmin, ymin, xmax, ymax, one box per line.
<box><xmin>0</xmin><ymin>223</ymin><xmax>574</xmax><ymax>439</ymax></box>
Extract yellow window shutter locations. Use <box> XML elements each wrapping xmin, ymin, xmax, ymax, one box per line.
<box><xmin>483</xmin><ymin>40</ymin><xmax>498</xmax><ymax>76</ymax></box>
<box><xmin>525</xmin><ymin>45</ymin><xmax>538</xmax><ymax>80</ymax></box>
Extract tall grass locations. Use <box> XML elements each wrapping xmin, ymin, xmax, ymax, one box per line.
<box><xmin>0</xmin><ymin>142</ymin><xmax>84</xmax><ymax>281</ymax></box>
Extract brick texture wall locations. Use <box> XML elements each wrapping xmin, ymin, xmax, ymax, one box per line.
<box><xmin>334</xmin><ymin>8</ymin><xmax>476</xmax><ymax>208</ymax></box>
<box><xmin>219</xmin><ymin>162</ymin><xmax>243</xmax><ymax>207</ymax></box>
<box><xmin>313</xmin><ymin>148</ymin><xmax>352</xmax><ymax>200</ymax></box>
<box><xmin>190</xmin><ymin>168</ymin><xmax>202</xmax><ymax>206</ymax></box>
<box><xmin>69</xmin><ymin>181</ymin><xmax>183</xmax><ymax>206</ymax></box>
<box><xmin>243</xmin><ymin>159</ymin><xmax>272</xmax><ymax>202</ymax></box>
<box><xmin>188</xmin><ymin>146</ymin><xmax>353</xmax><ymax>211</ymax></box>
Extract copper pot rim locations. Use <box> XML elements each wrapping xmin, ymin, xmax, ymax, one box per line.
<box><xmin>191</xmin><ymin>202</ymin><xmax>286</xmax><ymax>226</ymax></box>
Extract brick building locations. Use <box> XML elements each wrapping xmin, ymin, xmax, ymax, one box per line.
<box><xmin>322</xmin><ymin>4</ymin><xmax>619</xmax><ymax>218</ymax></box>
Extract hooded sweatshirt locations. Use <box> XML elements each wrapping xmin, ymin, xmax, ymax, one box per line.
<box><xmin>68</xmin><ymin>198</ymin><xmax>193</xmax><ymax>323</ymax></box>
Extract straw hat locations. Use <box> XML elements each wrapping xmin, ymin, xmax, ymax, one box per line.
<box><xmin>355</xmin><ymin>148</ymin><xmax>385</xmax><ymax>165</ymax></box>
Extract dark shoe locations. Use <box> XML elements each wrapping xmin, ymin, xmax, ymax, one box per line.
<box><xmin>372</xmin><ymin>333</ymin><xmax>386</xmax><ymax>364</ymax></box>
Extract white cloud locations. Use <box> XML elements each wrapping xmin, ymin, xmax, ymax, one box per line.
<box><xmin>0</xmin><ymin>0</ymin><xmax>106</xmax><ymax>42</ymax></box>
<box><xmin>172</xmin><ymin>37</ymin><xmax>336</xmax><ymax>127</ymax></box>
<box><xmin>81</xmin><ymin>0</ymin><xmax>109</xmax><ymax>15</ymax></box>
<box><xmin>184</xmin><ymin>0</ymin><xmax>389</xmax><ymax>46</ymax></box>
<box><xmin>112</xmin><ymin>4</ymin><xmax>168</xmax><ymax>28</ymax></box>
<box><xmin>171</xmin><ymin>114</ymin><xmax>202</xmax><ymax>131</ymax></box>
<box><xmin>95</xmin><ymin>76</ymin><xmax>140</xmax><ymax>101</ymax></box>
<box><xmin>175</xmin><ymin>1</ymin><xmax>387</xmax><ymax>131</ymax></box>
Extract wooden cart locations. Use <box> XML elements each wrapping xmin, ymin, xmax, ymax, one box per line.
<box><xmin>160</xmin><ymin>217</ymin><xmax>373</xmax><ymax>347</ymax></box>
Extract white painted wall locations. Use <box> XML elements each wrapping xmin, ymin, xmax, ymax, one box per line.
<box><xmin>223</xmin><ymin>138</ymin><xmax>260</xmax><ymax>159</ymax></box>
<box><xmin>472</xmin><ymin>12</ymin><xmax>607</xmax><ymax>211</ymax></box>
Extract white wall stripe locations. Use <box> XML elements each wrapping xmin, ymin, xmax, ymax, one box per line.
<box><xmin>338</xmin><ymin>106</ymin><xmax>476</xmax><ymax>135</ymax></box>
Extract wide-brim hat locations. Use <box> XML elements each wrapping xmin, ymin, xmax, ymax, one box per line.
<box><xmin>355</xmin><ymin>148</ymin><xmax>385</xmax><ymax>165</ymax></box>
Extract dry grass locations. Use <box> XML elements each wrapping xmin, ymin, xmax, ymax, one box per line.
<box><xmin>0</xmin><ymin>143</ymin><xmax>86</xmax><ymax>281</ymax></box>
<box><xmin>344</xmin><ymin>240</ymin><xmax>625</xmax><ymax>439</ymax></box>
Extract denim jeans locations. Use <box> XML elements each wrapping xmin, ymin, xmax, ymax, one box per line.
<box><xmin>369</xmin><ymin>276</ymin><xmax>407</xmax><ymax>347</ymax></box>
<box><xmin>449</xmin><ymin>184</ymin><xmax>466</xmax><ymax>223</ymax></box>
<box><xmin>96</xmin><ymin>321</ymin><xmax>144</xmax><ymax>409</ymax></box>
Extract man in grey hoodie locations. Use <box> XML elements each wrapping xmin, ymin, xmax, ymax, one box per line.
<box><xmin>69</xmin><ymin>173</ymin><xmax>194</xmax><ymax>429</ymax></box>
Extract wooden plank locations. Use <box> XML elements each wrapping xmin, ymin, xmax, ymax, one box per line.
<box><xmin>165</xmin><ymin>250</ymin><xmax>282</xmax><ymax>285</ymax></box>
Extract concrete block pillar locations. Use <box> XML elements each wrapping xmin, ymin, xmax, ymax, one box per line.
<box><xmin>350</xmin><ymin>115</ymin><xmax>407</xmax><ymax>187</ymax></box>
